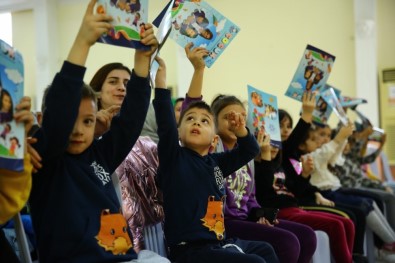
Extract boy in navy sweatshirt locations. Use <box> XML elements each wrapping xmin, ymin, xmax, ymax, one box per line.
<box><xmin>153</xmin><ymin>57</ymin><xmax>279</xmax><ymax>263</ymax></box>
<box><xmin>28</xmin><ymin>1</ymin><xmax>168</xmax><ymax>262</ymax></box>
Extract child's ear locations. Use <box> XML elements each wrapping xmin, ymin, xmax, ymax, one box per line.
<box><xmin>209</xmin><ymin>135</ymin><xmax>219</xmax><ymax>153</ymax></box>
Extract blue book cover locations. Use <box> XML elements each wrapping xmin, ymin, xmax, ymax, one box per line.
<box><xmin>320</xmin><ymin>86</ymin><xmax>348</xmax><ymax>126</ymax></box>
<box><xmin>247</xmin><ymin>85</ymin><xmax>281</xmax><ymax>149</ymax></box>
<box><xmin>339</xmin><ymin>95</ymin><xmax>367</xmax><ymax>108</ymax></box>
<box><xmin>168</xmin><ymin>0</ymin><xmax>240</xmax><ymax>68</ymax></box>
<box><xmin>96</xmin><ymin>0</ymin><xmax>149</xmax><ymax>50</ymax></box>
<box><xmin>285</xmin><ymin>45</ymin><xmax>335</xmax><ymax>101</ymax></box>
<box><xmin>0</xmin><ymin>40</ymin><xmax>25</xmax><ymax>171</ymax></box>
<box><xmin>312</xmin><ymin>84</ymin><xmax>341</xmax><ymax>126</ymax></box>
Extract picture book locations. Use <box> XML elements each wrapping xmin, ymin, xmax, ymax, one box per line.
<box><xmin>369</xmin><ymin>127</ymin><xmax>385</xmax><ymax>143</ymax></box>
<box><xmin>247</xmin><ymin>85</ymin><xmax>281</xmax><ymax>149</ymax></box>
<box><xmin>167</xmin><ymin>0</ymin><xmax>240</xmax><ymax>68</ymax></box>
<box><xmin>320</xmin><ymin>86</ymin><xmax>348</xmax><ymax>126</ymax></box>
<box><xmin>95</xmin><ymin>0</ymin><xmax>149</xmax><ymax>50</ymax></box>
<box><xmin>0</xmin><ymin>39</ymin><xmax>25</xmax><ymax>171</ymax></box>
<box><xmin>285</xmin><ymin>45</ymin><xmax>335</xmax><ymax>102</ymax></box>
<box><xmin>351</xmin><ymin>108</ymin><xmax>372</xmax><ymax>132</ymax></box>
<box><xmin>339</xmin><ymin>95</ymin><xmax>367</xmax><ymax>109</ymax></box>
<box><xmin>311</xmin><ymin>84</ymin><xmax>341</xmax><ymax>126</ymax></box>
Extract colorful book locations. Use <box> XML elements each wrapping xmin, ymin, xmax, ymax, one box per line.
<box><xmin>320</xmin><ymin>87</ymin><xmax>348</xmax><ymax>126</ymax></box>
<box><xmin>95</xmin><ymin>0</ymin><xmax>149</xmax><ymax>50</ymax></box>
<box><xmin>167</xmin><ymin>0</ymin><xmax>240</xmax><ymax>68</ymax></box>
<box><xmin>247</xmin><ymin>85</ymin><xmax>281</xmax><ymax>149</ymax></box>
<box><xmin>339</xmin><ymin>95</ymin><xmax>367</xmax><ymax>108</ymax></box>
<box><xmin>369</xmin><ymin>127</ymin><xmax>385</xmax><ymax>142</ymax></box>
<box><xmin>0</xmin><ymin>40</ymin><xmax>25</xmax><ymax>171</ymax></box>
<box><xmin>311</xmin><ymin>84</ymin><xmax>341</xmax><ymax>126</ymax></box>
<box><xmin>285</xmin><ymin>45</ymin><xmax>335</xmax><ymax>101</ymax></box>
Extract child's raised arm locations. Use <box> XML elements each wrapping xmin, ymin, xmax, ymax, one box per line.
<box><xmin>67</xmin><ymin>0</ymin><xmax>112</xmax><ymax>66</ymax></box>
<box><xmin>185</xmin><ymin>42</ymin><xmax>208</xmax><ymax>98</ymax></box>
<box><xmin>300</xmin><ymin>91</ymin><xmax>316</xmax><ymax>123</ymax></box>
<box><xmin>134</xmin><ymin>23</ymin><xmax>159</xmax><ymax>78</ymax></box>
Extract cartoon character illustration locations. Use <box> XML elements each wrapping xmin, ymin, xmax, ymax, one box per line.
<box><xmin>251</xmin><ymin>91</ymin><xmax>263</xmax><ymax>107</ymax></box>
<box><xmin>264</xmin><ymin>104</ymin><xmax>277</xmax><ymax>120</ymax></box>
<box><xmin>128</xmin><ymin>0</ymin><xmax>141</xmax><ymax>13</ymax></box>
<box><xmin>96</xmin><ymin>209</ymin><xmax>133</xmax><ymax>255</ymax></box>
<box><xmin>304</xmin><ymin>60</ymin><xmax>324</xmax><ymax>91</ymax></box>
<box><xmin>201</xmin><ymin>196</ymin><xmax>225</xmax><ymax>240</ymax></box>
<box><xmin>8</xmin><ymin>136</ymin><xmax>20</xmax><ymax>156</ymax></box>
<box><xmin>132</xmin><ymin>12</ymin><xmax>141</xmax><ymax>26</ymax></box>
<box><xmin>0</xmin><ymin>123</ymin><xmax>11</xmax><ymax>141</ymax></box>
<box><xmin>315</xmin><ymin>97</ymin><xmax>328</xmax><ymax>118</ymax></box>
<box><xmin>173</xmin><ymin>9</ymin><xmax>213</xmax><ymax>40</ymax></box>
<box><xmin>0</xmin><ymin>89</ymin><xmax>14</xmax><ymax>123</ymax></box>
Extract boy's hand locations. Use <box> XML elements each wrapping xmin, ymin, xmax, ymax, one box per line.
<box><xmin>301</xmin><ymin>91</ymin><xmax>316</xmax><ymax>123</ymax></box>
<box><xmin>227</xmin><ymin>111</ymin><xmax>248</xmax><ymax>137</ymax></box>
<box><xmin>14</xmin><ymin>96</ymin><xmax>34</xmax><ymax>136</ymax></box>
<box><xmin>301</xmin><ymin>155</ymin><xmax>314</xmax><ymax>178</ymax></box>
<box><xmin>185</xmin><ymin>43</ymin><xmax>208</xmax><ymax>70</ymax></box>
<box><xmin>68</xmin><ymin>0</ymin><xmax>112</xmax><ymax>66</ymax></box>
<box><xmin>95</xmin><ymin>105</ymin><xmax>120</xmax><ymax>137</ymax></box>
<box><xmin>154</xmin><ymin>56</ymin><xmax>167</xmax><ymax>89</ymax></box>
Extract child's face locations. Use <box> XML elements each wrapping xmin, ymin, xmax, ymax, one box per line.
<box><xmin>216</xmin><ymin>104</ymin><xmax>245</xmax><ymax>144</ymax></box>
<box><xmin>66</xmin><ymin>98</ymin><xmax>97</xmax><ymax>155</ymax></box>
<box><xmin>99</xmin><ymin>69</ymin><xmax>130</xmax><ymax>110</ymax></box>
<box><xmin>178</xmin><ymin>107</ymin><xmax>216</xmax><ymax>153</ymax></box>
<box><xmin>174</xmin><ymin>100</ymin><xmax>183</xmax><ymax>124</ymax></box>
<box><xmin>300</xmin><ymin>131</ymin><xmax>319</xmax><ymax>153</ymax></box>
<box><xmin>316</xmin><ymin>127</ymin><xmax>331</xmax><ymax>145</ymax></box>
<box><xmin>280</xmin><ymin>117</ymin><xmax>292</xmax><ymax>141</ymax></box>
<box><xmin>251</xmin><ymin>93</ymin><xmax>263</xmax><ymax>107</ymax></box>
<box><xmin>185</xmin><ymin>27</ymin><xmax>197</xmax><ymax>38</ymax></box>
<box><xmin>1</xmin><ymin>94</ymin><xmax>12</xmax><ymax>112</ymax></box>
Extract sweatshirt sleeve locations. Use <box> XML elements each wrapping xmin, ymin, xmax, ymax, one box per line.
<box><xmin>0</xmin><ymin>155</ymin><xmax>33</xmax><ymax>224</ymax></box>
<box><xmin>33</xmin><ymin>61</ymin><xmax>85</xmax><ymax>160</ymax></box>
<box><xmin>97</xmin><ymin>70</ymin><xmax>151</xmax><ymax>172</ymax></box>
<box><xmin>283</xmin><ymin>118</ymin><xmax>311</xmax><ymax>157</ymax></box>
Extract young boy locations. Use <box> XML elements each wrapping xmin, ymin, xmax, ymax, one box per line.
<box><xmin>29</xmin><ymin>1</ymin><xmax>168</xmax><ymax>262</ymax></box>
<box><xmin>153</xmin><ymin>57</ymin><xmax>279</xmax><ymax>263</ymax></box>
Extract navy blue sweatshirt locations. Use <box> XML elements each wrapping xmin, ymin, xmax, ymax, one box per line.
<box><xmin>153</xmin><ymin>88</ymin><xmax>259</xmax><ymax>247</ymax></box>
<box><xmin>30</xmin><ymin>61</ymin><xmax>150</xmax><ymax>263</ymax></box>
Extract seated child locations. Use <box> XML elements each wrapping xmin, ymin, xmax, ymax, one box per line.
<box><xmin>28</xmin><ymin>1</ymin><xmax>168</xmax><ymax>262</ymax></box>
<box><xmin>153</xmin><ymin>56</ymin><xmax>279</xmax><ymax>263</ymax></box>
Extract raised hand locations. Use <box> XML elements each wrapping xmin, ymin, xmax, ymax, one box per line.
<box><xmin>227</xmin><ymin>111</ymin><xmax>248</xmax><ymax>138</ymax></box>
<box><xmin>154</xmin><ymin>56</ymin><xmax>167</xmax><ymax>89</ymax></box>
<box><xmin>185</xmin><ymin>42</ymin><xmax>208</xmax><ymax>70</ymax></box>
<box><xmin>301</xmin><ymin>91</ymin><xmax>316</xmax><ymax>123</ymax></box>
<box><xmin>95</xmin><ymin>105</ymin><xmax>121</xmax><ymax>137</ymax></box>
<box><xmin>301</xmin><ymin>155</ymin><xmax>314</xmax><ymax>178</ymax></box>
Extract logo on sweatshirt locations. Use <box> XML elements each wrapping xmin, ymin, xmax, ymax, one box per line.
<box><xmin>214</xmin><ymin>166</ymin><xmax>224</xmax><ymax>190</ymax></box>
<box><xmin>91</xmin><ymin>161</ymin><xmax>111</xmax><ymax>186</ymax></box>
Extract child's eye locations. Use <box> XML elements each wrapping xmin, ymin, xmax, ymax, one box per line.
<box><xmin>84</xmin><ymin>119</ymin><xmax>95</xmax><ymax>126</ymax></box>
<box><xmin>186</xmin><ymin>116</ymin><xmax>194</xmax><ymax>121</ymax></box>
<box><xmin>202</xmin><ymin>118</ymin><xmax>209</xmax><ymax>124</ymax></box>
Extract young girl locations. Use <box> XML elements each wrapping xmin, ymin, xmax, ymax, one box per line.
<box><xmin>297</xmin><ymin>124</ymin><xmax>395</xmax><ymax>260</ymax></box>
<box><xmin>181</xmin><ymin>43</ymin><xmax>317</xmax><ymax>263</ymax></box>
<box><xmin>254</xmin><ymin>130</ymin><xmax>355</xmax><ymax>263</ymax></box>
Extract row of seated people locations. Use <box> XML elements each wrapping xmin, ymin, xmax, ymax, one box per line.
<box><xmin>2</xmin><ymin>2</ymin><xmax>395</xmax><ymax>262</ymax></box>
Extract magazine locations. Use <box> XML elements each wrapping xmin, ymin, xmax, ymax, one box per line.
<box><xmin>0</xmin><ymin>40</ymin><xmax>25</xmax><ymax>171</ymax></box>
<box><xmin>247</xmin><ymin>85</ymin><xmax>281</xmax><ymax>149</ymax></box>
<box><xmin>320</xmin><ymin>87</ymin><xmax>348</xmax><ymax>126</ymax></box>
<box><xmin>339</xmin><ymin>95</ymin><xmax>367</xmax><ymax>109</ymax></box>
<box><xmin>311</xmin><ymin>84</ymin><xmax>341</xmax><ymax>126</ymax></box>
<box><xmin>167</xmin><ymin>0</ymin><xmax>240</xmax><ymax>68</ymax></box>
<box><xmin>285</xmin><ymin>45</ymin><xmax>335</xmax><ymax>102</ymax></box>
<box><xmin>95</xmin><ymin>0</ymin><xmax>149</xmax><ymax>50</ymax></box>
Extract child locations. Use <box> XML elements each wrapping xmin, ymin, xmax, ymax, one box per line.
<box><xmin>0</xmin><ymin>89</ymin><xmax>13</xmax><ymax>123</ymax></box>
<box><xmin>254</xmin><ymin>131</ymin><xmax>355</xmax><ymax>263</ymax></box>
<box><xmin>179</xmin><ymin>43</ymin><xmax>316</xmax><ymax>263</ymax></box>
<box><xmin>153</xmin><ymin>56</ymin><xmax>278</xmax><ymax>263</ymax></box>
<box><xmin>298</xmin><ymin>124</ymin><xmax>395</xmax><ymax>260</ymax></box>
<box><xmin>29</xmin><ymin>1</ymin><xmax>168</xmax><ymax>262</ymax></box>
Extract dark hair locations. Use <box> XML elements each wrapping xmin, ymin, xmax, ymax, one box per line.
<box><xmin>89</xmin><ymin>63</ymin><xmax>131</xmax><ymax>110</ymax></box>
<box><xmin>174</xmin><ymin>97</ymin><xmax>185</xmax><ymax>106</ymax></box>
<box><xmin>41</xmin><ymin>83</ymin><xmax>97</xmax><ymax>117</ymax></box>
<box><xmin>279</xmin><ymin>109</ymin><xmax>293</xmax><ymax>128</ymax></box>
<box><xmin>9</xmin><ymin>136</ymin><xmax>20</xmax><ymax>147</ymax></box>
<box><xmin>298</xmin><ymin>127</ymin><xmax>316</xmax><ymax>154</ymax></box>
<box><xmin>179</xmin><ymin>100</ymin><xmax>213</xmax><ymax>126</ymax></box>
<box><xmin>200</xmin><ymin>28</ymin><xmax>213</xmax><ymax>40</ymax></box>
<box><xmin>211</xmin><ymin>94</ymin><xmax>245</xmax><ymax>127</ymax></box>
